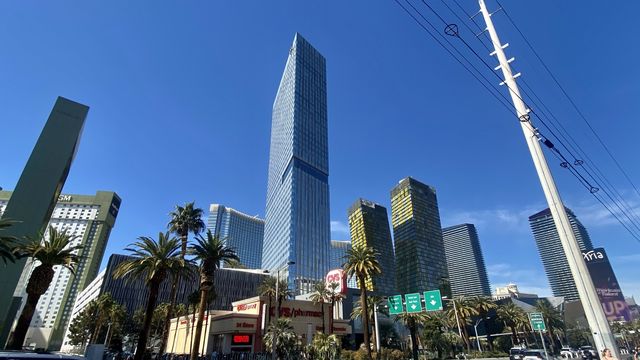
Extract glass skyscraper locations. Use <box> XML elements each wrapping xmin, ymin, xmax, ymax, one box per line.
<box><xmin>348</xmin><ymin>199</ymin><xmax>396</xmax><ymax>295</ymax></box>
<box><xmin>330</xmin><ymin>240</ymin><xmax>357</xmax><ymax>289</ymax></box>
<box><xmin>262</xmin><ymin>33</ymin><xmax>330</xmax><ymax>294</ymax></box>
<box><xmin>442</xmin><ymin>223</ymin><xmax>491</xmax><ymax>297</ymax></box>
<box><xmin>391</xmin><ymin>177</ymin><xmax>449</xmax><ymax>294</ymax></box>
<box><xmin>207</xmin><ymin>204</ymin><xmax>264</xmax><ymax>269</ymax></box>
<box><xmin>529</xmin><ymin>207</ymin><xmax>594</xmax><ymax>301</ymax></box>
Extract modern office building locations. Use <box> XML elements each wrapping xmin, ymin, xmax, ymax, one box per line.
<box><xmin>348</xmin><ymin>199</ymin><xmax>396</xmax><ymax>294</ymax></box>
<box><xmin>493</xmin><ymin>283</ymin><xmax>539</xmax><ymax>300</ymax></box>
<box><xmin>207</xmin><ymin>204</ymin><xmax>264</xmax><ymax>269</ymax></box>
<box><xmin>0</xmin><ymin>190</ymin><xmax>120</xmax><ymax>350</ymax></box>
<box><xmin>262</xmin><ymin>33</ymin><xmax>330</xmax><ymax>294</ymax></box>
<box><xmin>0</xmin><ymin>97</ymin><xmax>89</xmax><ymax>345</ymax></box>
<box><xmin>60</xmin><ymin>253</ymin><xmax>268</xmax><ymax>353</ymax></box>
<box><xmin>329</xmin><ymin>240</ymin><xmax>357</xmax><ymax>289</ymax></box>
<box><xmin>391</xmin><ymin>177</ymin><xmax>449</xmax><ymax>294</ymax></box>
<box><xmin>442</xmin><ymin>223</ymin><xmax>491</xmax><ymax>297</ymax></box>
<box><xmin>529</xmin><ymin>207</ymin><xmax>594</xmax><ymax>302</ymax></box>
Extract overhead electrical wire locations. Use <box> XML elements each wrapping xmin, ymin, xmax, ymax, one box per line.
<box><xmin>391</xmin><ymin>0</ymin><xmax>640</xmax><ymax>242</ymax></box>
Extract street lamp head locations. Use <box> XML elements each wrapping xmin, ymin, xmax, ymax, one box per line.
<box><xmin>287</xmin><ymin>261</ymin><xmax>296</xmax><ymax>265</ymax></box>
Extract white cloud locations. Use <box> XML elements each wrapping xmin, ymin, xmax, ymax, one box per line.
<box><xmin>612</xmin><ymin>253</ymin><xmax>640</xmax><ymax>264</ymax></box>
<box><xmin>487</xmin><ymin>263</ymin><xmax>552</xmax><ymax>297</ymax></box>
<box><xmin>441</xmin><ymin>203</ymin><xmax>544</xmax><ymax>233</ymax></box>
<box><xmin>569</xmin><ymin>197</ymin><xmax>640</xmax><ymax>228</ymax></box>
<box><xmin>330</xmin><ymin>220</ymin><xmax>350</xmax><ymax>236</ymax></box>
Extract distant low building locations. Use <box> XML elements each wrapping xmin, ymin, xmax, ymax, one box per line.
<box><xmin>493</xmin><ymin>283</ymin><xmax>539</xmax><ymax>300</ymax></box>
<box><xmin>60</xmin><ymin>254</ymin><xmax>267</xmax><ymax>353</ymax></box>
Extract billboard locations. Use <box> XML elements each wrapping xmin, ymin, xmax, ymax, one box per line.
<box><xmin>325</xmin><ymin>269</ymin><xmax>347</xmax><ymax>294</ymax></box>
<box><xmin>583</xmin><ymin>247</ymin><xmax>631</xmax><ymax>322</ymax></box>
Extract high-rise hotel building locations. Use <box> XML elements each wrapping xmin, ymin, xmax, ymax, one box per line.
<box><xmin>529</xmin><ymin>207</ymin><xmax>593</xmax><ymax>301</ymax></box>
<box><xmin>330</xmin><ymin>240</ymin><xmax>357</xmax><ymax>289</ymax></box>
<box><xmin>0</xmin><ymin>190</ymin><xmax>120</xmax><ymax>350</ymax></box>
<box><xmin>207</xmin><ymin>204</ymin><xmax>264</xmax><ymax>269</ymax></box>
<box><xmin>262</xmin><ymin>33</ymin><xmax>330</xmax><ymax>294</ymax></box>
<box><xmin>391</xmin><ymin>177</ymin><xmax>449</xmax><ymax>294</ymax></box>
<box><xmin>442</xmin><ymin>223</ymin><xmax>491</xmax><ymax>297</ymax></box>
<box><xmin>348</xmin><ymin>199</ymin><xmax>396</xmax><ymax>294</ymax></box>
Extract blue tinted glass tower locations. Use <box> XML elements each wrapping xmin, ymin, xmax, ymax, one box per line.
<box><xmin>207</xmin><ymin>204</ymin><xmax>264</xmax><ymax>269</ymax></box>
<box><xmin>262</xmin><ymin>33</ymin><xmax>330</xmax><ymax>295</ymax></box>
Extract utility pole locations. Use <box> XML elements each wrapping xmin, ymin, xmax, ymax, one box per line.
<box><xmin>477</xmin><ymin>0</ymin><xmax>618</xmax><ymax>356</ymax></box>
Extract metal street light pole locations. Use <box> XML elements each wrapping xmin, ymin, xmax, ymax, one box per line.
<box><xmin>474</xmin><ymin>318</ymin><xmax>489</xmax><ymax>352</ymax></box>
<box><xmin>443</xmin><ymin>297</ymin><xmax>463</xmax><ymax>339</ymax></box>
<box><xmin>373</xmin><ymin>306</ymin><xmax>380</xmax><ymax>353</ymax></box>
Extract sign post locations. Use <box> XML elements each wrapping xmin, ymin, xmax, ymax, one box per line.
<box><xmin>405</xmin><ymin>293</ymin><xmax>423</xmax><ymax>313</ymax></box>
<box><xmin>388</xmin><ymin>295</ymin><xmax>404</xmax><ymax>315</ymax></box>
<box><xmin>529</xmin><ymin>313</ymin><xmax>548</xmax><ymax>359</ymax></box>
<box><xmin>424</xmin><ymin>290</ymin><xmax>443</xmax><ymax>311</ymax></box>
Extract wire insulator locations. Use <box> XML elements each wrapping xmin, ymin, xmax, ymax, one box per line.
<box><xmin>590</xmin><ymin>187</ymin><xmax>600</xmax><ymax>194</ymax></box>
<box><xmin>543</xmin><ymin>139</ymin><xmax>554</xmax><ymax>149</ymax></box>
<box><xmin>574</xmin><ymin>159</ymin><xmax>584</xmax><ymax>166</ymax></box>
<box><xmin>560</xmin><ymin>162</ymin><xmax>569</xmax><ymax>168</ymax></box>
<box><xmin>445</xmin><ymin>24</ymin><xmax>459</xmax><ymax>37</ymax></box>
<box><xmin>519</xmin><ymin>114</ymin><xmax>530</xmax><ymax>122</ymax></box>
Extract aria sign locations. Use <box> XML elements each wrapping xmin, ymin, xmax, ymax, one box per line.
<box><xmin>325</xmin><ymin>269</ymin><xmax>347</xmax><ymax>294</ymax></box>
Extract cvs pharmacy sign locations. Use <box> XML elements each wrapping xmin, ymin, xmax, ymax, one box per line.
<box><xmin>325</xmin><ymin>269</ymin><xmax>347</xmax><ymax>294</ymax></box>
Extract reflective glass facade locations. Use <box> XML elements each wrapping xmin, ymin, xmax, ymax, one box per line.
<box><xmin>529</xmin><ymin>207</ymin><xmax>593</xmax><ymax>301</ymax></box>
<box><xmin>442</xmin><ymin>223</ymin><xmax>491</xmax><ymax>297</ymax></box>
<box><xmin>329</xmin><ymin>240</ymin><xmax>358</xmax><ymax>289</ymax></box>
<box><xmin>391</xmin><ymin>177</ymin><xmax>449</xmax><ymax>294</ymax></box>
<box><xmin>348</xmin><ymin>199</ymin><xmax>396</xmax><ymax>295</ymax></box>
<box><xmin>262</xmin><ymin>34</ymin><xmax>330</xmax><ymax>294</ymax></box>
<box><xmin>208</xmin><ymin>204</ymin><xmax>264</xmax><ymax>269</ymax></box>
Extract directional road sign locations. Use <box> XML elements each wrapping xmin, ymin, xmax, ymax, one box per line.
<box><xmin>529</xmin><ymin>312</ymin><xmax>546</xmax><ymax>331</ymax></box>
<box><xmin>405</xmin><ymin>293</ymin><xmax>423</xmax><ymax>313</ymax></box>
<box><xmin>388</xmin><ymin>295</ymin><xmax>404</xmax><ymax>315</ymax></box>
<box><xmin>424</xmin><ymin>289</ymin><xmax>443</xmax><ymax>311</ymax></box>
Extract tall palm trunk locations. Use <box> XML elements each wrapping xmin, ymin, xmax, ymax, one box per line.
<box><xmin>509</xmin><ymin>325</ymin><xmax>518</xmax><ymax>345</ymax></box>
<box><xmin>358</xmin><ymin>275</ymin><xmax>372</xmax><ymax>360</ymax></box>
<box><xmin>91</xmin><ymin>312</ymin><xmax>105</xmax><ymax>344</ymax></box>
<box><xmin>160</xmin><ymin>273</ymin><xmax>179</xmax><ymax>356</ymax></box>
<box><xmin>135</xmin><ymin>277</ymin><xmax>162</xmax><ymax>360</ymax></box>
<box><xmin>462</xmin><ymin>322</ymin><xmax>471</xmax><ymax>351</ymax></box>
<box><xmin>409</xmin><ymin>321</ymin><xmax>418</xmax><ymax>360</ymax></box>
<box><xmin>7</xmin><ymin>265</ymin><xmax>54</xmax><ymax>350</ymax></box>
<box><xmin>190</xmin><ymin>287</ymin><xmax>209</xmax><ymax>360</ymax></box>
<box><xmin>320</xmin><ymin>301</ymin><xmax>326</xmax><ymax>334</ymax></box>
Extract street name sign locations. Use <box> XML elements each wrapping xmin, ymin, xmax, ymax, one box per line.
<box><xmin>388</xmin><ymin>295</ymin><xmax>404</xmax><ymax>315</ymax></box>
<box><xmin>529</xmin><ymin>312</ymin><xmax>546</xmax><ymax>331</ymax></box>
<box><xmin>405</xmin><ymin>293</ymin><xmax>423</xmax><ymax>313</ymax></box>
<box><xmin>424</xmin><ymin>289</ymin><xmax>443</xmax><ymax>311</ymax></box>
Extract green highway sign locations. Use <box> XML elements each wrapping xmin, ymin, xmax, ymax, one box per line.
<box><xmin>424</xmin><ymin>290</ymin><xmax>443</xmax><ymax>311</ymax></box>
<box><xmin>405</xmin><ymin>293</ymin><xmax>423</xmax><ymax>313</ymax></box>
<box><xmin>388</xmin><ymin>295</ymin><xmax>404</xmax><ymax>315</ymax></box>
<box><xmin>529</xmin><ymin>312</ymin><xmax>546</xmax><ymax>331</ymax></box>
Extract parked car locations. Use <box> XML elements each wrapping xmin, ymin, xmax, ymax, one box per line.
<box><xmin>561</xmin><ymin>347</ymin><xmax>580</xmax><ymax>358</ymax></box>
<box><xmin>510</xmin><ymin>347</ymin><xmax>527</xmax><ymax>360</ymax></box>
<box><xmin>580</xmin><ymin>346</ymin><xmax>599</xmax><ymax>360</ymax></box>
<box><xmin>522</xmin><ymin>350</ymin><xmax>551</xmax><ymax>360</ymax></box>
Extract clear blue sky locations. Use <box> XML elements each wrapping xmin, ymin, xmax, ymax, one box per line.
<box><xmin>1</xmin><ymin>1</ymin><xmax>639</xmax><ymax>300</ymax></box>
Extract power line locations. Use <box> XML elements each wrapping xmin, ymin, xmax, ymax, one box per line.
<box><xmin>497</xmin><ymin>0</ymin><xmax>640</xmax><ymax>201</ymax></box>
<box><xmin>391</xmin><ymin>0</ymin><xmax>640</xmax><ymax>241</ymax></box>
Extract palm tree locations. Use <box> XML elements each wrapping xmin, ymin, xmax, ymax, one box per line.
<box><xmin>469</xmin><ymin>296</ymin><xmax>497</xmax><ymax>350</ymax></box>
<box><xmin>326</xmin><ymin>282</ymin><xmax>345</xmax><ymax>335</ymax></box>
<box><xmin>350</xmin><ymin>295</ymin><xmax>388</xmax><ymax>351</ymax></box>
<box><xmin>312</xmin><ymin>332</ymin><xmax>341</xmax><ymax>360</ymax></box>
<box><xmin>343</xmin><ymin>246</ymin><xmax>382</xmax><ymax>360</ymax></box>
<box><xmin>396</xmin><ymin>312</ymin><xmax>429</xmax><ymax>360</ymax></box>
<box><xmin>113</xmin><ymin>232</ymin><xmax>188</xmax><ymax>360</ymax></box>
<box><xmin>534</xmin><ymin>300</ymin><xmax>564</xmax><ymax>353</ymax></box>
<box><xmin>497</xmin><ymin>302</ymin><xmax>528</xmax><ymax>345</ymax></box>
<box><xmin>188</xmin><ymin>230</ymin><xmax>238</xmax><ymax>360</ymax></box>
<box><xmin>259</xmin><ymin>276</ymin><xmax>292</xmax><ymax>324</ymax></box>
<box><xmin>264</xmin><ymin>318</ymin><xmax>299</xmax><ymax>360</ymax></box>
<box><xmin>446</xmin><ymin>297</ymin><xmax>478</xmax><ymax>351</ymax></box>
<box><xmin>7</xmin><ymin>226</ymin><xmax>82</xmax><ymax>349</ymax></box>
<box><xmin>161</xmin><ymin>202</ymin><xmax>205</xmax><ymax>355</ymax></box>
<box><xmin>309</xmin><ymin>281</ymin><xmax>330</xmax><ymax>333</ymax></box>
<box><xmin>90</xmin><ymin>293</ymin><xmax>117</xmax><ymax>343</ymax></box>
<box><xmin>0</xmin><ymin>218</ymin><xmax>18</xmax><ymax>264</ymax></box>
